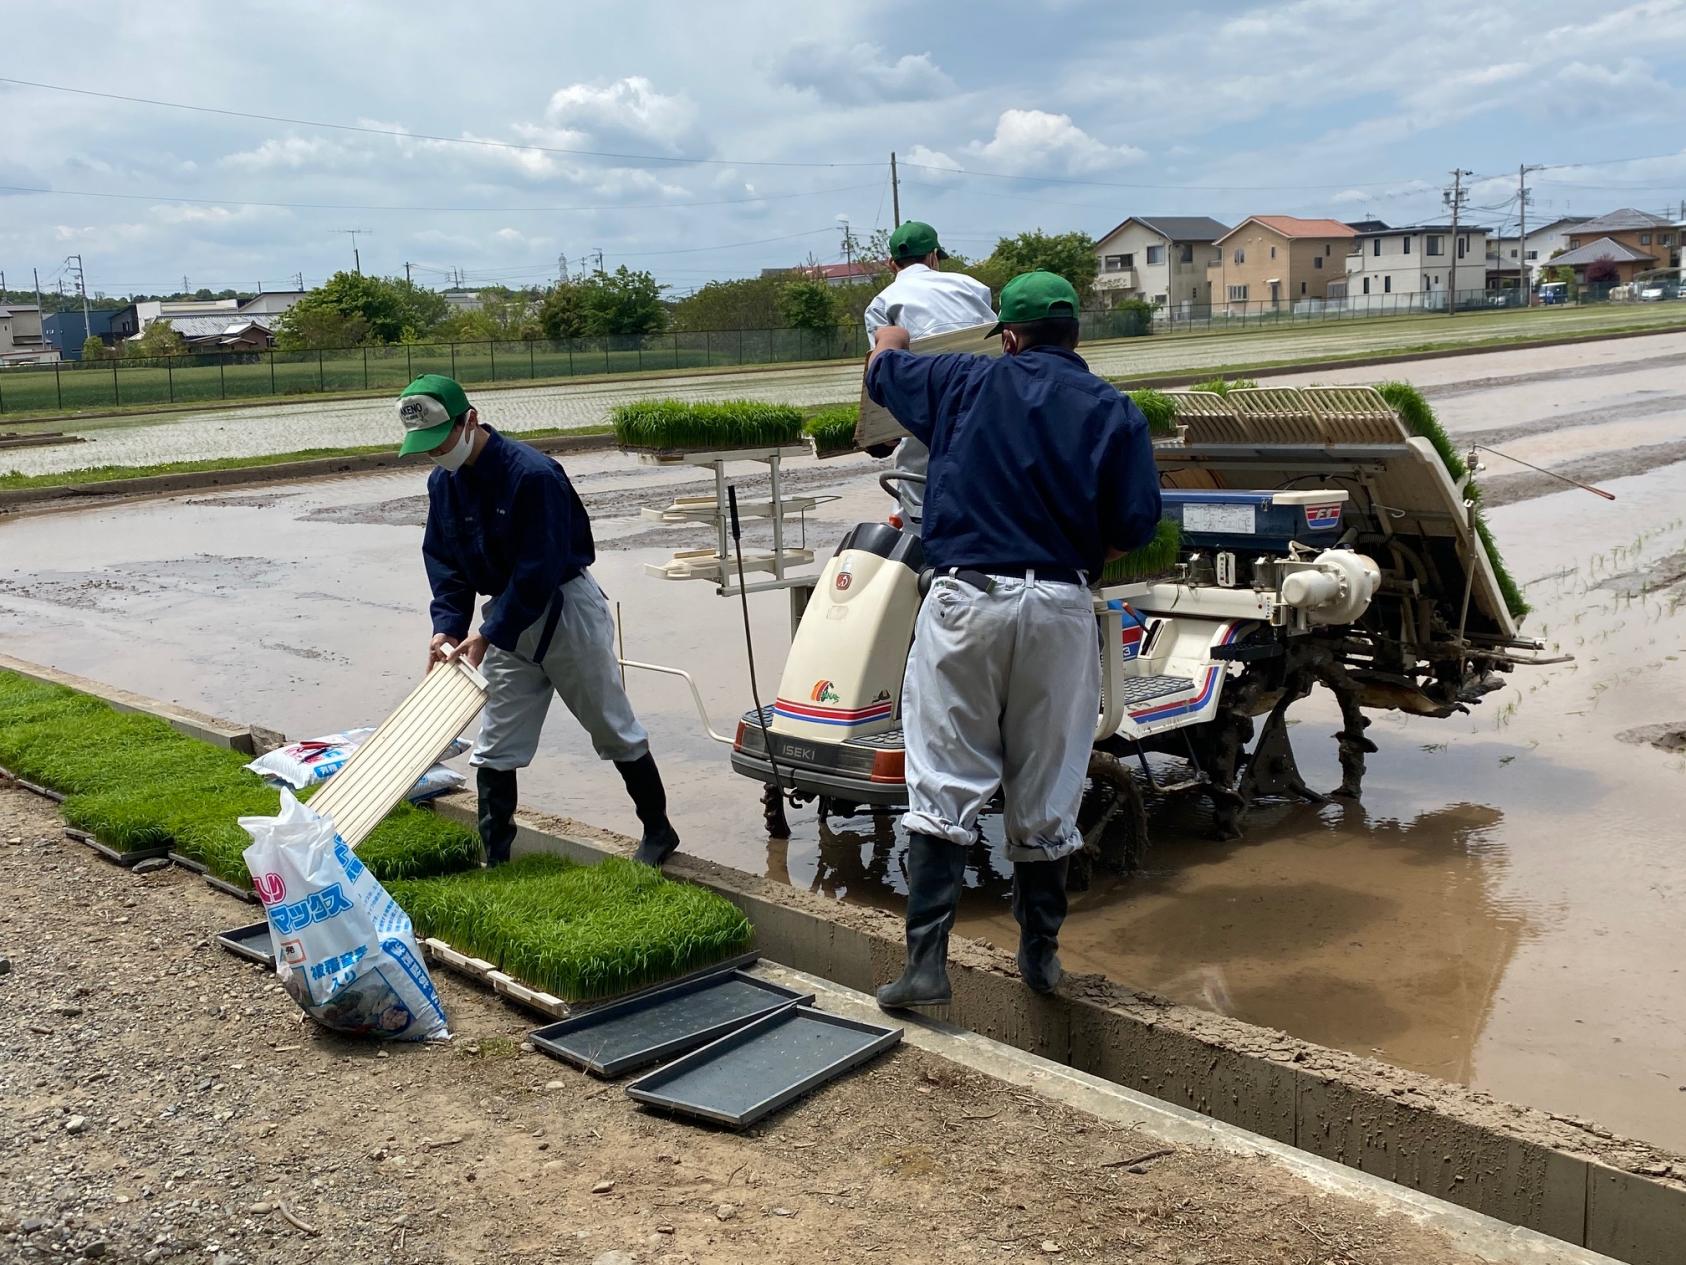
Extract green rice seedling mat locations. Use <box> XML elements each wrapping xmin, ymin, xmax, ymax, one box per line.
<box><xmin>612</xmin><ymin>399</ymin><xmax>804</xmax><ymax>454</ymax></box>
<box><xmin>386</xmin><ymin>854</ymin><xmax>755</xmax><ymax>1005</ymax></box>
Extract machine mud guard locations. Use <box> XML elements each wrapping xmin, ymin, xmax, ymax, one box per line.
<box><xmin>729</xmin><ymin>746</ymin><xmax>908</xmax><ymax>807</ymax></box>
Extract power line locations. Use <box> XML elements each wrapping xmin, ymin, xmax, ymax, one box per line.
<box><xmin>0</xmin><ymin>180</ymin><xmax>882</xmax><ymax>215</ymax></box>
<box><xmin>0</xmin><ymin>76</ymin><xmax>883</xmax><ymax>171</ymax></box>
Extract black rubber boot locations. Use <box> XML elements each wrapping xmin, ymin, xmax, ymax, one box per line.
<box><xmin>1011</xmin><ymin>855</ymin><xmax>1070</xmax><ymax>994</ymax></box>
<box><xmin>876</xmin><ymin>833</ymin><xmax>968</xmax><ymax>1010</ymax></box>
<box><xmin>616</xmin><ymin>753</ymin><xmax>681</xmax><ymax>868</ymax></box>
<box><xmin>476</xmin><ymin>766</ymin><xmax>519</xmax><ymax>867</ymax></box>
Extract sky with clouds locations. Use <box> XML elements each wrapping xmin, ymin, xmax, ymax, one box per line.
<box><xmin>4</xmin><ymin>0</ymin><xmax>1685</xmax><ymax>301</ymax></box>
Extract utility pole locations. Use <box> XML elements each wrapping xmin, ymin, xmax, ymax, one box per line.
<box><xmin>182</xmin><ymin>275</ymin><xmax>190</xmax><ymax>295</ymax></box>
<box><xmin>593</xmin><ymin>248</ymin><xmax>605</xmax><ymax>273</ymax></box>
<box><xmin>1444</xmin><ymin>169</ymin><xmax>1471</xmax><ymax>314</ymax></box>
<box><xmin>294</xmin><ymin>272</ymin><xmax>304</xmax><ymax>291</ymax></box>
<box><xmin>404</xmin><ymin>261</ymin><xmax>412</xmax><ymax>285</ymax></box>
<box><xmin>890</xmin><ymin>151</ymin><xmax>901</xmax><ymax>227</ymax></box>
<box><xmin>335</xmin><ymin>228</ymin><xmax>373</xmax><ymax>275</ymax></box>
<box><xmin>1517</xmin><ymin>163</ymin><xmax>1542</xmax><ymax>305</ymax></box>
<box><xmin>65</xmin><ymin>254</ymin><xmax>91</xmax><ymax>331</ymax></box>
<box><xmin>33</xmin><ymin>267</ymin><xmax>42</xmax><ymax>317</ymax></box>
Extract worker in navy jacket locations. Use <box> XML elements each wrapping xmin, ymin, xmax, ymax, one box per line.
<box><xmin>395</xmin><ymin>374</ymin><xmax>680</xmax><ymax>869</ymax></box>
<box><xmin>864</xmin><ymin>272</ymin><xmax>1161</xmax><ymax>1007</ymax></box>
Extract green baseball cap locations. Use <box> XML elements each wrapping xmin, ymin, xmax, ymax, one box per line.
<box><xmin>396</xmin><ymin>374</ymin><xmax>471</xmax><ymax>455</ymax></box>
<box><xmin>988</xmin><ymin>270</ymin><xmax>1081</xmax><ymax>335</ymax></box>
<box><xmin>888</xmin><ymin>220</ymin><xmax>948</xmax><ymax>262</ymax></box>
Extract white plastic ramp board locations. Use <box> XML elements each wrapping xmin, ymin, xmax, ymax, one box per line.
<box><xmin>308</xmin><ymin>657</ymin><xmax>487</xmax><ymax>850</ymax></box>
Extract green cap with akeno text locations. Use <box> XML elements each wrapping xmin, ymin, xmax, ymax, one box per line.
<box><xmin>987</xmin><ymin>270</ymin><xmax>1080</xmax><ymax>335</ymax></box>
<box><xmin>888</xmin><ymin>220</ymin><xmax>948</xmax><ymax>262</ymax></box>
<box><xmin>396</xmin><ymin>375</ymin><xmax>471</xmax><ymax>455</ymax></box>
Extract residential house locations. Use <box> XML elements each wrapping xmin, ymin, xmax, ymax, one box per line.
<box><xmin>1483</xmin><ymin>216</ymin><xmax>1589</xmax><ymax>289</ymax></box>
<box><xmin>111</xmin><ymin>297</ymin><xmax>240</xmax><ymax>341</ymax></box>
<box><xmin>1345</xmin><ymin>222</ymin><xmax>1491</xmax><ymax>308</ymax></box>
<box><xmin>43</xmin><ymin>309</ymin><xmax>122</xmax><ymax>359</ymax></box>
<box><xmin>154</xmin><ymin>315</ymin><xmax>278</xmax><ymax>352</ymax></box>
<box><xmin>1553</xmin><ymin>208</ymin><xmax>1678</xmax><ymax>286</ymax></box>
<box><xmin>1092</xmin><ymin>216</ymin><xmax>1229</xmax><ymax>311</ymax></box>
<box><xmin>1208</xmin><ymin>216</ymin><xmax>1357</xmax><ymax>314</ymax></box>
<box><xmin>0</xmin><ymin>304</ymin><xmax>57</xmax><ymax>365</ymax></box>
<box><xmin>236</xmin><ymin>290</ymin><xmax>309</xmax><ymax>317</ymax></box>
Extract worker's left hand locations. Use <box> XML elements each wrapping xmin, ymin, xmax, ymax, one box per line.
<box><xmin>456</xmin><ymin>633</ymin><xmax>490</xmax><ymax>669</ymax></box>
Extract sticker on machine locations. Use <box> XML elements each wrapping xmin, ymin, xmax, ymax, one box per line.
<box><xmin>1183</xmin><ymin>503</ymin><xmax>1255</xmax><ymax>534</ymax></box>
<box><xmin>1304</xmin><ymin>503</ymin><xmax>1343</xmax><ymax>529</ymax></box>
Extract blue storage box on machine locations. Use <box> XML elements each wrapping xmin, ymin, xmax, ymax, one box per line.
<box><xmin>1161</xmin><ymin>490</ymin><xmax>1349</xmax><ymax>553</ymax></box>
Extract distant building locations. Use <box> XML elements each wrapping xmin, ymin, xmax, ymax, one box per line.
<box><xmin>1344</xmin><ymin>222</ymin><xmax>1491</xmax><ymax>305</ymax></box>
<box><xmin>236</xmin><ymin>290</ymin><xmax>309</xmax><ymax>317</ymax></box>
<box><xmin>1483</xmin><ymin>216</ymin><xmax>1589</xmax><ymax>289</ymax></box>
<box><xmin>43</xmin><ymin>309</ymin><xmax>122</xmax><ymax>360</ymax></box>
<box><xmin>1208</xmin><ymin>216</ymin><xmax>1357</xmax><ymax>313</ymax></box>
<box><xmin>0</xmin><ymin>303</ymin><xmax>58</xmax><ymax>365</ymax></box>
<box><xmin>1092</xmin><ymin>216</ymin><xmax>1229</xmax><ymax>312</ymax></box>
<box><xmin>155</xmin><ymin>315</ymin><xmax>279</xmax><ymax>351</ymax></box>
<box><xmin>1550</xmin><ymin>209</ymin><xmax>1678</xmax><ymax>286</ymax></box>
<box><xmin>111</xmin><ymin>297</ymin><xmax>240</xmax><ymax>341</ymax></box>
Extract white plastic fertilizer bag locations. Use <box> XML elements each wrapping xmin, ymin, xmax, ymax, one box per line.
<box><xmin>240</xmin><ymin>789</ymin><xmax>449</xmax><ymax>1042</ymax></box>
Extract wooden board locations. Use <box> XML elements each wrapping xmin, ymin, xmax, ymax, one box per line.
<box><xmin>854</xmin><ymin>322</ymin><xmax>1002</xmax><ymax>449</ymax></box>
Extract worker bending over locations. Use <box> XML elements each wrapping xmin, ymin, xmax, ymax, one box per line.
<box><xmin>395</xmin><ymin>375</ymin><xmax>682</xmax><ymax>869</ymax></box>
<box><xmin>862</xmin><ymin>220</ymin><xmax>996</xmax><ymax>535</ymax></box>
<box><xmin>864</xmin><ymin>272</ymin><xmax>1162</xmax><ymax>1006</ymax></box>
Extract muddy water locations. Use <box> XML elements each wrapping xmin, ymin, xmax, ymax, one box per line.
<box><xmin>4</xmin><ymin>337</ymin><xmax>1686</xmax><ymax>1152</ymax></box>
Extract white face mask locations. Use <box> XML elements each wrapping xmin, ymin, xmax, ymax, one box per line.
<box><xmin>431</xmin><ymin>424</ymin><xmax>474</xmax><ymax>472</ymax></box>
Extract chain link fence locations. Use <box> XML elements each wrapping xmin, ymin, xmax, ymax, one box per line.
<box><xmin>0</xmin><ymin>286</ymin><xmax>1642</xmax><ymax>417</ymax></box>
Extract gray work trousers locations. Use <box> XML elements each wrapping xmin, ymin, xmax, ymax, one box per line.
<box><xmin>470</xmin><ymin>571</ymin><xmax>649</xmax><ymax>771</ymax></box>
<box><xmin>901</xmin><ymin>572</ymin><xmax>1098</xmax><ymax>863</ymax></box>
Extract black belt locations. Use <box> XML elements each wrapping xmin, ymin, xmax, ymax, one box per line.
<box><xmin>943</xmin><ymin>565</ymin><xmax>1084</xmax><ymax>592</ymax></box>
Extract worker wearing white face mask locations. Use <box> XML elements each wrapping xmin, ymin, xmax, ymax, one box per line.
<box><xmin>394</xmin><ymin>375</ymin><xmax>681</xmax><ymax>870</ymax></box>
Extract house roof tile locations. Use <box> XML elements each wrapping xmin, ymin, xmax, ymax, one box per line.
<box><xmin>1218</xmin><ymin>215</ymin><xmax>1358</xmax><ymax>243</ymax></box>
<box><xmin>1547</xmin><ymin>237</ymin><xmax>1658</xmax><ymax>267</ymax></box>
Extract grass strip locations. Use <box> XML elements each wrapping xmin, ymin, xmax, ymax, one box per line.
<box><xmin>611</xmin><ymin>399</ymin><xmax>804</xmax><ymax>452</ymax></box>
<box><xmin>0</xmin><ymin>670</ymin><xmax>480</xmax><ymax>882</ymax></box>
<box><xmin>386</xmin><ymin>854</ymin><xmax>754</xmax><ymax>1002</ymax></box>
<box><xmin>1100</xmin><ymin>519</ymin><xmax>1182</xmax><ymax>585</ymax></box>
<box><xmin>0</xmin><ymin>426</ymin><xmax>609</xmax><ymax>492</ymax></box>
<box><xmin>803</xmin><ymin>403</ymin><xmax>861</xmax><ymax>454</ymax></box>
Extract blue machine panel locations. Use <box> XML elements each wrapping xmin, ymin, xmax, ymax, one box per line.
<box><xmin>1162</xmin><ymin>490</ymin><xmax>1346</xmax><ymax>552</ymax></box>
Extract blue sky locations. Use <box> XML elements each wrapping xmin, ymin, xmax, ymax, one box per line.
<box><xmin>4</xmin><ymin>0</ymin><xmax>1684</xmax><ymax>300</ymax></box>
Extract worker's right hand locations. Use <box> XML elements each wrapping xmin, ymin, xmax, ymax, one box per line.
<box><xmin>427</xmin><ymin>633</ymin><xmax>457</xmax><ymax>674</ymax></box>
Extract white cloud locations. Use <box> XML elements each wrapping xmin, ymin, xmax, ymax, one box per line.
<box><xmin>222</xmin><ymin>136</ymin><xmax>345</xmax><ymax>172</ymax></box>
<box><xmin>967</xmin><ymin>109</ymin><xmax>1144</xmax><ymax>175</ymax></box>
<box><xmin>538</xmin><ymin>76</ymin><xmax>705</xmax><ymax>156</ymax></box>
<box><xmin>773</xmin><ymin>41</ymin><xmax>954</xmax><ymax>104</ymax></box>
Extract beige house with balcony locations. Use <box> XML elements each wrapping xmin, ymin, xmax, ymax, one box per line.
<box><xmin>1207</xmin><ymin>217</ymin><xmax>1356</xmax><ymax>314</ymax></box>
<box><xmin>1093</xmin><ymin>216</ymin><xmax>1228</xmax><ymax>312</ymax></box>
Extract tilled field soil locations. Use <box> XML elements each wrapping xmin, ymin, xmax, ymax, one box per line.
<box><xmin>0</xmin><ymin>784</ymin><xmax>1497</xmax><ymax>1265</ymax></box>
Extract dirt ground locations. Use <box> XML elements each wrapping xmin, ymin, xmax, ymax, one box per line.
<box><xmin>0</xmin><ymin>784</ymin><xmax>1511</xmax><ymax>1265</ymax></box>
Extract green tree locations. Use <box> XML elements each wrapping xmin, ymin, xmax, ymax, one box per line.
<box><xmin>669</xmin><ymin>275</ymin><xmax>787</xmax><ymax>332</ymax></box>
<box><xmin>79</xmin><ymin>335</ymin><xmax>106</xmax><ymax>361</ymax></box>
<box><xmin>437</xmin><ymin>293</ymin><xmax>543</xmax><ymax>342</ymax></box>
<box><xmin>274</xmin><ymin>272</ymin><xmax>448</xmax><ymax>346</ymax></box>
<box><xmin>577</xmin><ymin>266</ymin><xmax>666</xmax><ymax>336</ymax></box>
<box><xmin>273</xmin><ymin>306</ymin><xmax>373</xmax><ymax>351</ymax></box>
<box><xmin>780</xmin><ymin>278</ymin><xmax>841</xmax><ymax>331</ymax></box>
<box><xmin>538</xmin><ymin>284</ymin><xmax>589</xmax><ymax>339</ymax></box>
<box><xmin>974</xmin><ymin>230</ymin><xmax>1099</xmax><ymax>303</ymax></box>
<box><xmin>127</xmin><ymin>319</ymin><xmax>187</xmax><ymax>358</ymax></box>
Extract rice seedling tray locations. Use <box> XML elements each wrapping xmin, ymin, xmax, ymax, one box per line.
<box><xmin>64</xmin><ymin>825</ymin><xmax>169</xmax><ymax>867</ymax></box>
<box><xmin>530</xmin><ymin>965</ymin><xmax>812</xmax><ymax>1078</ymax></box>
<box><xmin>168</xmin><ymin>851</ymin><xmax>209</xmax><ymax>875</ymax></box>
<box><xmin>419</xmin><ymin>936</ymin><xmax>570</xmax><ymax>1019</ymax></box>
<box><xmin>629</xmin><ymin>444</ymin><xmax>808</xmax><ymax>466</ymax></box>
<box><xmin>625</xmin><ymin>1005</ymin><xmax>902</xmax><ymax>1129</ymax></box>
<box><xmin>0</xmin><ymin>764</ymin><xmax>65</xmax><ymax>803</ymax></box>
<box><xmin>204</xmin><ymin>872</ymin><xmax>258</xmax><ymax>904</ymax></box>
<box><xmin>216</xmin><ymin>920</ymin><xmax>276</xmax><ymax>968</ymax></box>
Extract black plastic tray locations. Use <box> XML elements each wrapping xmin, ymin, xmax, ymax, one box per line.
<box><xmin>531</xmin><ymin>967</ymin><xmax>812</xmax><ymax>1078</ymax></box>
<box><xmin>625</xmin><ymin>1005</ymin><xmax>901</xmax><ymax>1129</ymax></box>
<box><xmin>215</xmin><ymin>920</ymin><xmax>275</xmax><ymax>968</ymax></box>
<box><xmin>64</xmin><ymin>827</ymin><xmax>170</xmax><ymax>867</ymax></box>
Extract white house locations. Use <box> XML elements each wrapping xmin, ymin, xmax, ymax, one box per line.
<box><xmin>237</xmin><ymin>290</ymin><xmax>309</xmax><ymax>316</ymax></box>
<box><xmin>1092</xmin><ymin>216</ymin><xmax>1229</xmax><ymax>311</ymax></box>
<box><xmin>1484</xmin><ymin>217</ymin><xmax>1590</xmax><ymax>288</ymax></box>
<box><xmin>0</xmin><ymin>303</ymin><xmax>57</xmax><ymax>365</ymax></box>
<box><xmin>1344</xmin><ymin>223</ymin><xmax>1491</xmax><ymax>308</ymax></box>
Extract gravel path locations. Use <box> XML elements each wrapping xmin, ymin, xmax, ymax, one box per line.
<box><xmin>0</xmin><ymin>783</ymin><xmax>1492</xmax><ymax>1265</ymax></box>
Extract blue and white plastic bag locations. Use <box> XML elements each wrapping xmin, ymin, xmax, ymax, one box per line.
<box><xmin>240</xmin><ymin>789</ymin><xmax>449</xmax><ymax>1042</ymax></box>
